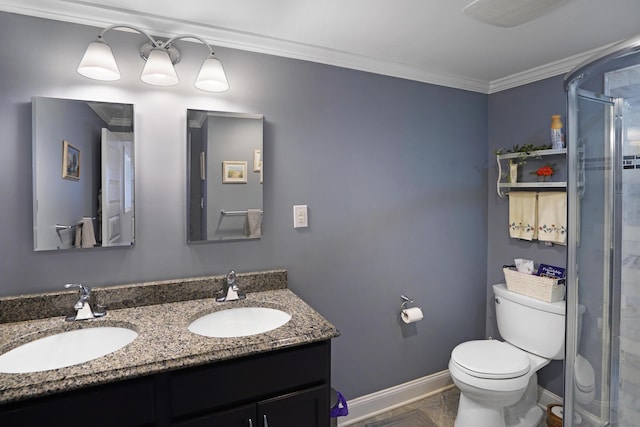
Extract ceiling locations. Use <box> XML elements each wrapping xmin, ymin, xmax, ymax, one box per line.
<box><xmin>2</xmin><ymin>0</ymin><xmax>640</xmax><ymax>93</ymax></box>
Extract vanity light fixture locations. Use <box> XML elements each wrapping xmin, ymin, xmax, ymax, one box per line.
<box><xmin>77</xmin><ymin>24</ymin><xmax>229</xmax><ymax>92</ymax></box>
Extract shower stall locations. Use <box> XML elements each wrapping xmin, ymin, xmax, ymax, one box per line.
<box><xmin>564</xmin><ymin>35</ymin><xmax>640</xmax><ymax>426</ymax></box>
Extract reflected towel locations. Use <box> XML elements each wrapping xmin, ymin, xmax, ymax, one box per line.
<box><xmin>508</xmin><ymin>192</ymin><xmax>538</xmax><ymax>241</ymax></box>
<box><xmin>537</xmin><ymin>192</ymin><xmax>567</xmax><ymax>245</ymax></box>
<box><xmin>74</xmin><ymin>217</ymin><xmax>97</xmax><ymax>248</ymax></box>
<box><xmin>245</xmin><ymin>209</ymin><xmax>262</xmax><ymax>237</ymax></box>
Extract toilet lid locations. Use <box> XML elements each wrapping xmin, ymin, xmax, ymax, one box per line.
<box><xmin>452</xmin><ymin>340</ymin><xmax>530</xmax><ymax>379</ymax></box>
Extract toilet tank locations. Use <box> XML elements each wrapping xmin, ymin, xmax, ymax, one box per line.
<box><xmin>493</xmin><ymin>283</ymin><xmax>566</xmax><ymax>360</ymax></box>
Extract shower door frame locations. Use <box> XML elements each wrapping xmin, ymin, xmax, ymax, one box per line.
<box><xmin>565</xmin><ymin>83</ymin><xmax>620</xmax><ymax>426</ymax></box>
<box><xmin>563</xmin><ymin>32</ymin><xmax>640</xmax><ymax>423</ymax></box>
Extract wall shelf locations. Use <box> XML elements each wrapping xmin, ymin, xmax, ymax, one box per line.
<box><xmin>496</xmin><ymin>148</ymin><xmax>567</xmax><ymax>198</ymax></box>
<box><xmin>497</xmin><ymin>148</ymin><xmax>566</xmax><ymax>160</ymax></box>
<box><xmin>499</xmin><ymin>182</ymin><xmax>567</xmax><ymax>189</ymax></box>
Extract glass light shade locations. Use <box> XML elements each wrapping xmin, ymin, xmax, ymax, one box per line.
<box><xmin>141</xmin><ymin>48</ymin><xmax>179</xmax><ymax>86</ymax></box>
<box><xmin>195</xmin><ymin>56</ymin><xmax>229</xmax><ymax>92</ymax></box>
<box><xmin>77</xmin><ymin>40</ymin><xmax>121</xmax><ymax>81</ymax></box>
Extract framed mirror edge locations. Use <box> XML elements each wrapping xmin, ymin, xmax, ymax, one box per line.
<box><xmin>32</xmin><ymin>96</ymin><xmax>136</xmax><ymax>252</ymax></box>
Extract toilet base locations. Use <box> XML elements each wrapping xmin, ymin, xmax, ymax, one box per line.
<box><xmin>454</xmin><ymin>394</ymin><xmax>543</xmax><ymax>427</ymax></box>
<box><xmin>454</xmin><ymin>392</ymin><xmax>506</xmax><ymax>427</ymax></box>
<box><xmin>454</xmin><ymin>374</ymin><xmax>544</xmax><ymax>427</ymax></box>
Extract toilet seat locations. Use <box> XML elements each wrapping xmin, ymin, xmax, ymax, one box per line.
<box><xmin>451</xmin><ymin>340</ymin><xmax>530</xmax><ymax>379</ymax></box>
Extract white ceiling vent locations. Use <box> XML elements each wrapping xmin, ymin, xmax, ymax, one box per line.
<box><xmin>463</xmin><ymin>0</ymin><xmax>573</xmax><ymax>27</ymax></box>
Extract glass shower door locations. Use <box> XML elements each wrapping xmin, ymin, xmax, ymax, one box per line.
<box><xmin>565</xmin><ymin>36</ymin><xmax>640</xmax><ymax>427</ymax></box>
<box><xmin>566</xmin><ymin>86</ymin><xmax>616</xmax><ymax>427</ymax></box>
<box><xmin>607</xmin><ymin>65</ymin><xmax>640</xmax><ymax>427</ymax></box>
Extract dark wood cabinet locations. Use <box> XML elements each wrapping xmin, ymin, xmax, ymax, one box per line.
<box><xmin>0</xmin><ymin>340</ymin><xmax>332</xmax><ymax>427</ymax></box>
<box><xmin>0</xmin><ymin>376</ymin><xmax>156</xmax><ymax>427</ymax></box>
<box><xmin>171</xmin><ymin>341</ymin><xmax>330</xmax><ymax>426</ymax></box>
<box><xmin>257</xmin><ymin>385</ymin><xmax>328</xmax><ymax>427</ymax></box>
<box><xmin>174</xmin><ymin>386</ymin><xmax>328</xmax><ymax>427</ymax></box>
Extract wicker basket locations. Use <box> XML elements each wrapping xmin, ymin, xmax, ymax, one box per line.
<box><xmin>503</xmin><ymin>268</ymin><xmax>565</xmax><ymax>303</ymax></box>
<box><xmin>546</xmin><ymin>404</ymin><xmax>562</xmax><ymax>427</ymax></box>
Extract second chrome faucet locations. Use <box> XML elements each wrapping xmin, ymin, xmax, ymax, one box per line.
<box><xmin>216</xmin><ymin>270</ymin><xmax>246</xmax><ymax>302</ymax></box>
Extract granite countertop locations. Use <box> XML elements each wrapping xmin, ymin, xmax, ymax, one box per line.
<box><xmin>0</xmin><ymin>271</ymin><xmax>340</xmax><ymax>404</ymax></box>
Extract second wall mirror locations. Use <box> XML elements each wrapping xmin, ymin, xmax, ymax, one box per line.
<box><xmin>187</xmin><ymin>110</ymin><xmax>263</xmax><ymax>243</ymax></box>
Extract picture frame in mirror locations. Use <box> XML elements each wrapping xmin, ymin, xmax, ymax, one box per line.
<box><xmin>222</xmin><ymin>161</ymin><xmax>248</xmax><ymax>183</ymax></box>
<box><xmin>62</xmin><ymin>140</ymin><xmax>80</xmax><ymax>180</ymax></box>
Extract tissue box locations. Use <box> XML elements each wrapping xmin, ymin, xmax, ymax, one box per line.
<box><xmin>503</xmin><ymin>268</ymin><xmax>566</xmax><ymax>303</ymax></box>
<box><xmin>538</xmin><ymin>264</ymin><xmax>565</xmax><ymax>279</ymax></box>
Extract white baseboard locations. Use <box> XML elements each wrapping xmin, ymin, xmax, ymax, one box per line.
<box><xmin>338</xmin><ymin>370</ymin><xmax>454</xmax><ymax>426</ymax></box>
<box><xmin>338</xmin><ymin>371</ymin><xmax>571</xmax><ymax>427</ymax></box>
<box><xmin>538</xmin><ymin>386</ymin><xmax>562</xmax><ymax>408</ymax></box>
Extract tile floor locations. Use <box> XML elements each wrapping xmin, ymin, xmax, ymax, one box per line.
<box><xmin>346</xmin><ymin>386</ymin><xmax>550</xmax><ymax>427</ymax></box>
<box><xmin>345</xmin><ymin>387</ymin><xmax>459</xmax><ymax>427</ymax></box>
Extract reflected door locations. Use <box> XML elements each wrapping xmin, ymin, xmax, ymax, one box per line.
<box><xmin>101</xmin><ymin>129</ymin><xmax>134</xmax><ymax>246</ymax></box>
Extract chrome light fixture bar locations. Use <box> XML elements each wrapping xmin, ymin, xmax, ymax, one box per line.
<box><xmin>77</xmin><ymin>24</ymin><xmax>229</xmax><ymax>92</ymax></box>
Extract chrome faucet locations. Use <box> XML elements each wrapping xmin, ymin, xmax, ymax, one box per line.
<box><xmin>216</xmin><ymin>270</ymin><xmax>246</xmax><ymax>302</ymax></box>
<box><xmin>64</xmin><ymin>283</ymin><xmax>105</xmax><ymax>321</ymax></box>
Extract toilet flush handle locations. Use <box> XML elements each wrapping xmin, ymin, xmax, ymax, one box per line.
<box><xmin>495</xmin><ymin>298</ymin><xmax>501</xmax><ymax>304</ymax></box>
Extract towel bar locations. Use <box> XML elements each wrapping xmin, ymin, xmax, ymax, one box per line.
<box><xmin>220</xmin><ymin>210</ymin><xmax>263</xmax><ymax>216</ymax></box>
<box><xmin>55</xmin><ymin>217</ymin><xmax>96</xmax><ymax>231</ymax></box>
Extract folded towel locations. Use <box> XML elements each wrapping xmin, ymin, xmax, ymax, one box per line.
<box><xmin>74</xmin><ymin>224</ymin><xmax>82</xmax><ymax>248</ymax></box>
<box><xmin>245</xmin><ymin>209</ymin><xmax>262</xmax><ymax>238</ymax></box>
<box><xmin>509</xmin><ymin>192</ymin><xmax>538</xmax><ymax>241</ymax></box>
<box><xmin>75</xmin><ymin>217</ymin><xmax>97</xmax><ymax>248</ymax></box>
<box><xmin>537</xmin><ymin>192</ymin><xmax>567</xmax><ymax>245</ymax></box>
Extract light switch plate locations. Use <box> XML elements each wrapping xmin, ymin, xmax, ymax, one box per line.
<box><xmin>293</xmin><ymin>205</ymin><xmax>308</xmax><ymax>228</ymax></box>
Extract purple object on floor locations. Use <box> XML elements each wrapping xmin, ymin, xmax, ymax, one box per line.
<box><xmin>330</xmin><ymin>390</ymin><xmax>349</xmax><ymax>417</ymax></box>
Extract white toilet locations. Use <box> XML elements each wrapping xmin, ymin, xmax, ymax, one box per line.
<box><xmin>448</xmin><ymin>284</ymin><xmax>567</xmax><ymax>427</ymax></box>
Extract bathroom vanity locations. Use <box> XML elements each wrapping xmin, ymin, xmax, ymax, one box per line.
<box><xmin>0</xmin><ymin>341</ymin><xmax>330</xmax><ymax>426</ymax></box>
<box><xmin>0</xmin><ymin>270</ymin><xmax>339</xmax><ymax>427</ymax></box>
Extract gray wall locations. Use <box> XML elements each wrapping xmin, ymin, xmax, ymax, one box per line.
<box><xmin>486</xmin><ymin>75</ymin><xmax>568</xmax><ymax>395</ymax></box>
<box><xmin>0</xmin><ymin>11</ymin><xmax>489</xmax><ymax>400</ymax></box>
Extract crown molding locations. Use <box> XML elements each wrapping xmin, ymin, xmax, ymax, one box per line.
<box><xmin>488</xmin><ymin>44</ymin><xmax>614</xmax><ymax>93</ymax></box>
<box><xmin>0</xmin><ymin>1</ymin><xmax>610</xmax><ymax>95</ymax></box>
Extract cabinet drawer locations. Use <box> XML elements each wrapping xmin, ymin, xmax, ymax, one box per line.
<box><xmin>171</xmin><ymin>341</ymin><xmax>330</xmax><ymax>418</ymax></box>
<box><xmin>173</xmin><ymin>403</ymin><xmax>256</xmax><ymax>427</ymax></box>
<box><xmin>0</xmin><ymin>376</ymin><xmax>155</xmax><ymax>427</ymax></box>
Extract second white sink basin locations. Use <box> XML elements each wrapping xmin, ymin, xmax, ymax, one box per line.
<box><xmin>188</xmin><ymin>307</ymin><xmax>292</xmax><ymax>338</ymax></box>
<box><xmin>0</xmin><ymin>326</ymin><xmax>138</xmax><ymax>374</ymax></box>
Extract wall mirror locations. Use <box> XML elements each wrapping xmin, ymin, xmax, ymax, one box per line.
<box><xmin>187</xmin><ymin>110</ymin><xmax>263</xmax><ymax>243</ymax></box>
<box><xmin>32</xmin><ymin>97</ymin><xmax>135</xmax><ymax>251</ymax></box>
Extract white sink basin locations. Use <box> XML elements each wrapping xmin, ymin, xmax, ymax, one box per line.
<box><xmin>0</xmin><ymin>326</ymin><xmax>138</xmax><ymax>374</ymax></box>
<box><xmin>188</xmin><ymin>307</ymin><xmax>292</xmax><ymax>338</ymax></box>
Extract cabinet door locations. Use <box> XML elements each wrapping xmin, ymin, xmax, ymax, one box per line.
<box><xmin>258</xmin><ymin>385</ymin><xmax>329</xmax><ymax>427</ymax></box>
<box><xmin>171</xmin><ymin>341</ymin><xmax>330</xmax><ymax>418</ymax></box>
<box><xmin>173</xmin><ymin>403</ymin><xmax>256</xmax><ymax>427</ymax></box>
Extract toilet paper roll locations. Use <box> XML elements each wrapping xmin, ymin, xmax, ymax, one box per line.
<box><xmin>401</xmin><ymin>307</ymin><xmax>423</xmax><ymax>324</ymax></box>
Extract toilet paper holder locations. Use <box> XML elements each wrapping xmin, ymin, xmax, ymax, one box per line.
<box><xmin>400</xmin><ymin>295</ymin><xmax>418</xmax><ymax>310</ymax></box>
<box><xmin>400</xmin><ymin>295</ymin><xmax>424</xmax><ymax>324</ymax></box>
